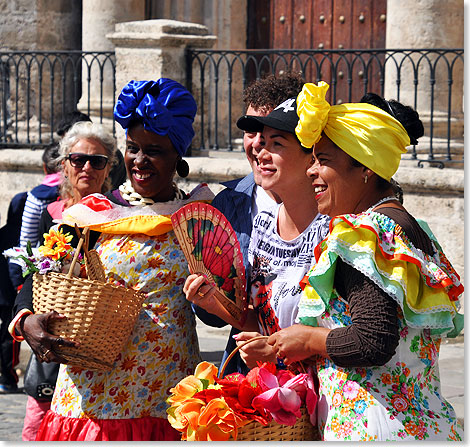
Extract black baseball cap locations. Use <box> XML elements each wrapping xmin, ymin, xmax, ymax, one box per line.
<box><xmin>236</xmin><ymin>97</ymin><xmax>299</xmax><ymax>134</ymax></box>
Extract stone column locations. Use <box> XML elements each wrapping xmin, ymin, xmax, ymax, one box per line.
<box><xmin>107</xmin><ymin>19</ymin><xmax>216</xmax><ymax>150</ymax></box>
<box><xmin>78</xmin><ymin>0</ymin><xmax>145</xmax><ymax>122</ymax></box>
<box><xmin>385</xmin><ymin>0</ymin><xmax>464</xmax><ymax>146</ymax></box>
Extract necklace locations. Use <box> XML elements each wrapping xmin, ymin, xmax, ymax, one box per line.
<box><xmin>118</xmin><ymin>180</ymin><xmax>184</xmax><ymax>206</ymax></box>
<box><xmin>368</xmin><ymin>195</ymin><xmax>397</xmax><ymax>211</ymax></box>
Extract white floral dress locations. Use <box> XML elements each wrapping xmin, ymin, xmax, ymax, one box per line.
<box><xmin>298</xmin><ymin>211</ymin><xmax>463</xmax><ymax>441</ymax></box>
<box><xmin>51</xmin><ymin>230</ymin><xmax>200</xmax><ymax>419</ymax></box>
<box><xmin>36</xmin><ymin>185</ymin><xmax>214</xmax><ymax>440</ymax></box>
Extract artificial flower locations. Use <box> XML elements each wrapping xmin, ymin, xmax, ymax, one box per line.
<box><xmin>194</xmin><ymin>361</ymin><xmax>218</xmax><ymax>383</ymax></box>
<box><xmin>3</xmin><ymin>228</ymin><xmax>79</xmax><ymax>277</ymax></box>
<box><xmin>39</xmin><ymin>227</ymin><xmax>73</xmax><ymax>260</ymax></box>
<box><xmin>167</xmin><ymin>360</ymin><xmax>318</xmax><ymax>440</ymax></box>
<box><xmin>167</xmin><ymin>375</ymin><xmax>206</xmax><ymax>405</ymax></box>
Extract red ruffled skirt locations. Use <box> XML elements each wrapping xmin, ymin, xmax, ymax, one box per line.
<box><xmin>35</xmin><ymin>410</ymin><xmax>181</xmax><ymax>441</ymax></box>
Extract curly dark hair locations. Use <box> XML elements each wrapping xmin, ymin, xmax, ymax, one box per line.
<box><xmin>243</xmin><ymin>71</ymin><xmax>305</xmax><ymax>113</ymax></box>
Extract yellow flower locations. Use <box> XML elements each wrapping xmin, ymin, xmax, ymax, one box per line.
<box><xmin>295</xmin><ymin>81</ymin><xmax>331</xmax><ymax>149</ymax></box>
<box><xmin>39</xmin><ymin>228</ymin><xmax>73</xmax><ymax>260</ymax></box>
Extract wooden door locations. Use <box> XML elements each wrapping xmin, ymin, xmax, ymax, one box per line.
<box><xmin>247</xmin><ymin>0</ymin><xmax>387</xmax><ymax>103</ymax></box>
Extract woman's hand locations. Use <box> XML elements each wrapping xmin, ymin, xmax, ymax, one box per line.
<box><xmin>234</xmin><ymin>332</ymin><xmax>277</xmax><ymax>369</ymax></box>
<box><xmin>267</xmin><ymin>324</ymin><xmax>330</xmax><ymax>366</ymax></box>
<box><xmin>183</xmin><ymin>274</ymin><xmax>218</xmax><ymax>313</ymax></box>
<box><xmin>20</xmin><ymin>312</ymin><xmax>79</xmax><ymax>364</ymax></box>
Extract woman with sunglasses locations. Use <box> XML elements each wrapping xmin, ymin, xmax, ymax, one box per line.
<box><xmin>38</xmin><ymin>121</ymin><xmax>115</xmax><ymax>230</ymax></box>
<box><xmin>9</xmin><ymin>121</ymin><xmax>117</xmax><ymax>441</ymax></box>
<box><xmin>12</xmin><ymin>78</ymin><xmax>214</xmax><ymax>441</ymax></box>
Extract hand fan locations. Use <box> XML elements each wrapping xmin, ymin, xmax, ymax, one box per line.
<box><xmin>171</xmin><ymin>202</ymin><xmax>247</xmax><ymax>325</ymax></box>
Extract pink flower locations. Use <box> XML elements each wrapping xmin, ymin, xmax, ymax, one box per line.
<box><xmin>252</xmin><ymin>368</ymin><xmax>316</xmax><ymax>426</ymax></box>
<box><xmin>252</xmin><ymin>386</ymin><xmax>301</xmax><ymax>425</ymax></box>
<box><xmin>342</xmin><ymin>380</ymin><xmax>359</xmax><ymax>400</ymax></box>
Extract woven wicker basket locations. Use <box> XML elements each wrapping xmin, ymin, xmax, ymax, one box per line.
<box><xmin>32</xmin><ymin>227</ymin><xmax>146</xmax><ymax>371</ymax></box>
<box><xmin>219</xmin><ymin>336</ymin><xmax>320</xmax><ymax>441</ymax></box>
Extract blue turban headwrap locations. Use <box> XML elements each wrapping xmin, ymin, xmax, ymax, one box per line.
<box><xmin>114</xmin><ymin>78</ymin><xmax>197</xmax><ymax>157</ymax></box>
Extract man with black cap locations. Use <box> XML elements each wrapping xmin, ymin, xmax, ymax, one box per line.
<box><xmin>186</xmin><ymin>87</ymin><xmax>330</xmax><ymax>371</ymax></box>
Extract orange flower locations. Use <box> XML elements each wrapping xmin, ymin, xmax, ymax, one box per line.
<box><xmin>381</xmin><ymin>373</ymin><xmax>392</xmax><ymax>385</ymax></box>
<box><xmin>168</xmin><ymin>397</ymin><xmax>206</xmax><ymax>436</ymax></box>
<box><xmin>194</xmin><ymin>361</ymin><xmax>218</xmax><ymax>383</ymax></box>
<box><xmin>196</xmin><ymin>398</ymin><xmax>240</xmax><ymax>441</ymax></box>
<box><xmin>404</xmin><ymin>421</ymin><xmax>420</xmax><ymax>436</ymax></box>
<box><xmin>113</xmin><ymin>389</ymin><xmax>130</xmax><ymax>406</ymax></box>
<box><xmin>39</xmin><ymin>228</ymin><xmax>73</xmax><ymax>260</ymax></box>
<box><xmin>147</xmin><ymin>257</ymin><xmax>164</xmax><ymax>269</ymax></box>
<box><xmin>90</xmin><ymin>382</ymin><xmax>105</xmax><ymax>395</ymax></box>
<box><xmin>167</xmin><ymin>376</ymin><xmax>205</xmax><ymax>405</ymax></box>
<box><xmin>391</xmin><ymin>395</ymin><xmax>409</xmax><ymax>412</ymax></box>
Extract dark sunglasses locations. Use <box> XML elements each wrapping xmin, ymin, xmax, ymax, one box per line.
<box><xmin>67</xmin><ymin>153</ymin><xmax>109</xmax><ymax>170</ymax></box>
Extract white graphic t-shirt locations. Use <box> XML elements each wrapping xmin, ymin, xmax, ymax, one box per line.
<box><xmin>248</xmin><ymin>203</ymin><xmax>330</xmax><ymax>334</ymax></box>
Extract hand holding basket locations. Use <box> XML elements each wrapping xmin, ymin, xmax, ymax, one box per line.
<box><xmin>32</xmin><ymin>227</ymin><xmax>147</xmax><ymax>371</ymax></box>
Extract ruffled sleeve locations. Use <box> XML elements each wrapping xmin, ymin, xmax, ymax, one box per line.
<box><xmin>298</xmin><ymin>211</ymin><xmax>464</xmax><ymax>337</ymax></box>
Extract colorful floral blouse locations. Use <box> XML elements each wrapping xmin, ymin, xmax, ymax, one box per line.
<box><xmin>49</xmin><ymin>185</ymin><xmax>214</xmax><ymax>422</ymax></box>
<box><xmin>298</xmin><ymin>211</ymin><xmax>463</xmax><ymax>441</ymax></box>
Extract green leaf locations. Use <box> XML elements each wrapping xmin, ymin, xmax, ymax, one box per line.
<box><xmin>213</xmin><ymin>274</ymin><xmax>225</xmax><ymax>287</ymax></box>
<box><xmin>227</xmin><ymin>264</ymin><xmax>237</xmax><ymax>279</ymax></box>
<box><xmin>187</xmin><ymin>218</ymin><xmax>198</xmax><ymax>241</ymax></box>
<box><xmin>199</xmin><ymin>378</ymin><xmax>209</xmax><ymax>389</ymax></box>
<box><xmin>26</xmin><ymin>241</ymin><xmax>33</xmax><ymax>257</ymax></box>
<box><xmin>191</xmin><ymin>238</ymin><xmax>204</xmax><ymax>261</ymax></box>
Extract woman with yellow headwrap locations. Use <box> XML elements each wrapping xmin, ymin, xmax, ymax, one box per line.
<box><xmin>267</xmin><ymin>82</ymin><xmax>463</xmax><ymax>441</ymax></box>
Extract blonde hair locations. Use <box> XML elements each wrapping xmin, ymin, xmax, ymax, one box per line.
<box><xmin>59</xmin><ymin>121</ymin><xmax>117</xmax><ymax>199</ymax></box>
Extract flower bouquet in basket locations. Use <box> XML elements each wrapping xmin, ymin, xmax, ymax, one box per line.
<box><xmin>5</xmin><ymin>226</ymin><xmax>146</xmax><ymax>371</ymax></box>
<box><xmin>4</xmin><ymin>227</ymin><xmax>84</xmax><ymax>277</ymax></box>
<box><xmin>167</xmin><ymin>355</ymin><xmax>318</xmax><ymax>441</ymax></box>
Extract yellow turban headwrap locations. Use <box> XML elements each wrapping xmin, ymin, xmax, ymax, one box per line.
<box><xmin>295</xmin><ymin>81</ymin><xmax>410</xmax><ymax>181</ymax></box>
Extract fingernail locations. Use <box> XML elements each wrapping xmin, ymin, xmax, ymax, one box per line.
<box><xmin>232</xmin><ymin>334</ymin><xmax>239</xmax><ymax>340</ymax></box>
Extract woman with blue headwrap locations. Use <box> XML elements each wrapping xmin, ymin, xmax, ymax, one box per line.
<box><xmin>32</xmin><ymin>78</ymin><xmax>214</xmax><ymax>441</ymax></box>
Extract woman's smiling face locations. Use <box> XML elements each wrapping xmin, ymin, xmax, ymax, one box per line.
<box><xmin>306</xmin><ymin>135</ymin><xmax>367</xmax><ymax>217</ymax></box>
<box><xmin>253</xmin><ymin>126</ymin><xmax>314</xmax><ymax>200</ymax></box>
<box><xmin>125</xmin><ymin>123</ymin><xmax>179</xmax><ymax>202</ymax></box>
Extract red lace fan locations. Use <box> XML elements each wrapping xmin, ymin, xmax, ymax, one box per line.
<box><xmin>171</xmin><ymin>202</ymin><xmax>247</xmax><ymax>325</ymax></box>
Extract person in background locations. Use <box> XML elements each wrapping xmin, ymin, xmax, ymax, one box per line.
<box><xmin>267</xmin><ymin>82</ymin><xmax>463</xmax><ymax>441</ymax></box>
<box><xmin>9</xmin><ymin>121</ymin><xmax>117</xmax><ymax>441</ymax></box>
<box><xmin>56</xmin><ymin>110</ymin><xmax>127</xmax><ymax>190</ymax></box>
<box><xmin>18</xmin><ymin>146</ymin><xmax>61</xmax><ymax>248</ymax></box>
<box><xmin>193</xmin><ymin>72</ymin><xmax>305</xmax><ymax>376</ymax></box>
<box><xmin>0</xmin><ymin>196</ymin><xmax>27</xmax><ymax>394</ymax></box>
<box><xmin>12</xmin><ymin>78</ymin><xmax>213</xmax><ymax>441</ymax></box>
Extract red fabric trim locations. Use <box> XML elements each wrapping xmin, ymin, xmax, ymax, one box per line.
<box><xmin>36</xmin><ymin>411</ymin><xmax>181</xmax><ymax>441</ymax></box>
<box><xmin>79</xmin><ymin>194</ymin><xmax>113</xmax><ymax>212</ymax></box>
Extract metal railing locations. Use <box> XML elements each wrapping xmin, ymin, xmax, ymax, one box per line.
<box><xmin>0</xmin><ymin>49</ymin><xmax>464</xmax><ymax>168</ymax></box>
<box><xmin>0</xmin><ymin>51</ymin><xmax>115</xmax><ymax>148</ymax></box>
<box><xmin>187</xmin><ymin>49</ymin><xmax>464</xmax><ymax>167</ymax></box>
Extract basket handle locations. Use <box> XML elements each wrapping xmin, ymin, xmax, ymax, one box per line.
<box><xmin>217</xmin><ymin>334</ymin><xmax>307</xmax><ymax>378</ymax></box>
<box><xmin>67</xmin><ymin>226</ymin><xmax>89</xmax><ymax>278</ymax></box>
<box><xmin>218</xmin><ymin>335</ymin><xmax>268</xmax><ymax>378</ymax></box>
